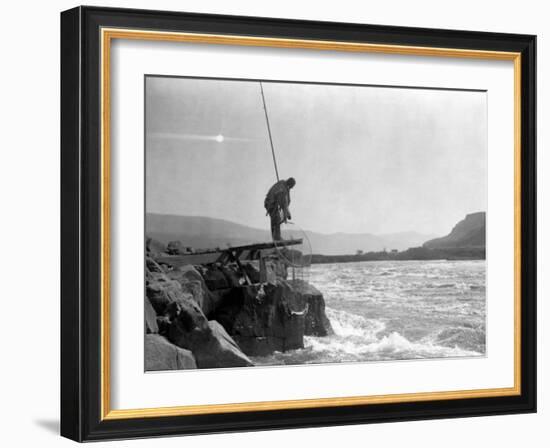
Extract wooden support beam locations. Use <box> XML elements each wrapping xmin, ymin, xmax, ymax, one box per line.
<box><xmin>155</xmin><ymin>239</ymin><xmax>303</xmax><ymax>268</ymax></box>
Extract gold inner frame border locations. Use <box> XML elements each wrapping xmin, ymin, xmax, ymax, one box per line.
<box><xmin>99</xmin><ymin>27</ymin><xmax>522</xmax><ymax>421</ymax></box>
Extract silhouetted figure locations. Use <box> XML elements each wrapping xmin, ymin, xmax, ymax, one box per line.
<box><xmin>264</xmin><ymin>177</ymin><xmax>296</xmax><ymax>241</ymax></box>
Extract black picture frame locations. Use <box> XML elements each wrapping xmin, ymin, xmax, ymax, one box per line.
<box><xmin>61</xmin><ymin>5</ymin><xmax>536</xmax><ymax>442</ymax></box>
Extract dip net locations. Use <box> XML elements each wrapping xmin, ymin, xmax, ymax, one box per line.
<box><xmin>273</xmin><ymin>221</ymin><xmax>312</xmax><ymax>282</ymax></box>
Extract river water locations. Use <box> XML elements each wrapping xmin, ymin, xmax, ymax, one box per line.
<box><xmin>252</xmin><ymin>260</ymin><xmax>486</xmax><ymax>366</ymax></box>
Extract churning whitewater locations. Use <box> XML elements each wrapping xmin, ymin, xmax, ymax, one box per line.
<box><xmin>251</xmin><ymin>260</ymin><xmax>486</xmax><ymax>366</ymax></box>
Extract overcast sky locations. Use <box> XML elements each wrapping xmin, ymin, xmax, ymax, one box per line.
<box><xmin>145</xmin><ymin>76</ymin><xmax>487</xmax><ymax>236</ymax></box>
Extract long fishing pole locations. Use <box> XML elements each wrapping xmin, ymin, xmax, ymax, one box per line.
<box><xmin>259</xmin><ymin>82</ymin><xmax>280</xmax><ymax>182</ymax></box>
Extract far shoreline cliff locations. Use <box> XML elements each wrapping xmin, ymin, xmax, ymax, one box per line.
<box><xmin>312</xmin><ymin>212</ymin><xmax>486</xmax><ymax>264</ymax></box>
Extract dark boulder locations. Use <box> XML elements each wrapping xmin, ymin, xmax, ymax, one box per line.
<box><xmin>291</xmin><ymin>279</ymin><xmax>334</xmax><ymax>337</ymax></box>
<box><xmin>167</xmin><ymin>265</ymin><xmax>216</xmax><ymax>314</ymax></box>
<box><xmin>211</xmin><ymin>281</ymin><xmax>308</xmax><ymax>357</ymax></box>
<box><xmin>197</xmin><ymin>264</ymin><xmax>230</xmax><ymax>291</ymax></box>
<box><xmin>145</xmin><ymin>334</ymin><xmax>197</xmax><ymax>371</ymax></box>
<box><xmin>207</xmin><ymin>288</ymin><xmax>234</xmax><ymax>318</ymax></box>
<box><xmin>156</xmin><ymin>315</ymin><xmax>171</xmax><ymax>335</ymax></box>
<box><xmin>166</xmin><ymin>300</ymin><xmax>252</xmax><ymax>369</ymax></box>
<box><xmin>219</xmin><ymin>265</ymin><xmax>242</xmax><ymax>288</ymax></box>
<box><xmin>201</xmin><ymin>321</ymin><xmax>254</xmax><ymax>368</ymax></box>
<box><xmin>146</xmin><ymin>270</ymin><xmax>192</xmax><ymax>315</ymax></box>
<box><xmin>166</xmin><ymin>298</ymin><xmax>210</xmax><ymax>338</ymax></box>
<box><xmin>145</xmin><ymin>260</ymin><xmax>253</xmax><ymax>369</ymax></box>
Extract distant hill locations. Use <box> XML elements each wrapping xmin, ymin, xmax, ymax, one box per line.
<box><xmin>146</xmin><ymin>214</ymin><xmax>266</xmax><ymax>250</ymax></box>
<box><xmin>423</xmin><ymin>212</ymin><xmax>486</xmax><ymax>249</ymax></box>
<box><xmin>146</xmin><ymin>213</ymin><xmax>435</xmax><ymax>255</ymax></box>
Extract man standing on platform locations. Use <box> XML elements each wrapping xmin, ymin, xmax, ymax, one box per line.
<box><xmin>264</xmin><ymin>177</ymin><xmax>296</xmax><ymax>241</ymax></box>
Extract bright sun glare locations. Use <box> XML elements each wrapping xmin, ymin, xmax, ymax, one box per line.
<box><xmin>215</xmin><ymin>134</ymin><xmax>224</xmax><ymax>143</ymax></box>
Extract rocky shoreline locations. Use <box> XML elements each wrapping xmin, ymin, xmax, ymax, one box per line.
<box><xmin>145</xmin><ymin>240</ymin><xmax>333</xmax><ymax>371</ymax></box>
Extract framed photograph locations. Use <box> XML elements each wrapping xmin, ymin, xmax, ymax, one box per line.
<box><xmin>60</xmin><ymin>6</ymin><xmax>536</xmax><ymax>441</ymax></box>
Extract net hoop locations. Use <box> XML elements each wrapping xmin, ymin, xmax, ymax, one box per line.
<box><xmin>272</xmin><ymin>221</ymin><xmax>313</xmax><ymax>269</ymax></box>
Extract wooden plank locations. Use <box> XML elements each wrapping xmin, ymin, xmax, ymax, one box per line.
<box><xmin>223</xmin><ymin>238</ymin><xmax>303</xmax><ymax>253</ymax></box>
<box><xmin>154</xmin><ymin>239</ymin><xmax>303</xmax><ymax>267</ymax></box>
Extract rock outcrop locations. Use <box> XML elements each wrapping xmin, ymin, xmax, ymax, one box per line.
<box><xmin>145</xmin><ymin>250</ymin><xmax>333</xmax><ymax>368</ymax></box>
<box><xmin>291</xmin><ymin>279</ymin><xmax>334</xmax><ymax>337</ymax></box>
<box><xmin>210</xmin><ymin>279</ymin><xmax>332</xmax><ymax>357</ymax></box>
<box><xmin>205</xmin><ymin>321</ymin><xmax>255</xmax><ymax>368</ymax></box>
<box><xmin>165</xmin><ymin>298</ymin><xmax>253</xmax><ymax>368</ymax></box>
<box><xmin>196</xmin><ymin>264</ymin><xmax>232</xmax><ymax>291</ymax></box>
<box><xmin>145</xmin><ymin>334</ymin><xmax>197</xmax><ymax>371</ymax></box>
<box><xmin>145</xmin><ymin>257</ymin><xmax>252</xmax><ymax>370</ymax></box>
<box><xmin>167</xmin><ymin>265</ymin><xmax>215</xmax><ymax>314</ymax></box>
<box><xmin>423</xmin><ymin>212</ymin><xmax>486</xmax><ymax>249</ymax></box>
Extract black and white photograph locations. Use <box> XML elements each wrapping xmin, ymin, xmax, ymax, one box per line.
<box><xmin>53</xmin><ymin>3</ymin><xmax>538</xmax><ymax>443</ymax></box>
<box><xmin>144</xmin><ymin>75</ymin><xmax>487</xmax><ymax>371</ymax></box>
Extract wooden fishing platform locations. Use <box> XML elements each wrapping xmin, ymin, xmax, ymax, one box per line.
<box><xmin>155</xmin><ymin>238</ymin><xmax>303</xmax><ymax>269</ymax></box>
<box><xmin>217</xmin><ymin>238</ymin><xmax>302</xmax><ymax>261</ymax></box>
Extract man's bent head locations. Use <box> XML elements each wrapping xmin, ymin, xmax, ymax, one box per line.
<box><xmin>286</xmin><ymin>177</ymin><xmax>296</xmax><ymax>189</ymax></box>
